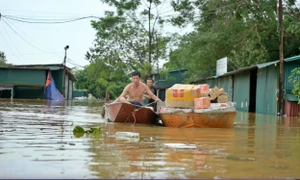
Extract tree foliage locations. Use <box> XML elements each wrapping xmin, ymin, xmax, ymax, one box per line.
<box><xmin>88</xmin><ymin>0</ymin><xmax>170</xmax><ymax>78</ymax></box>
<box><xmin>166</xmin><ymin>0</ymin><xmax>300</xmax><ymax>82</ymax></box>
<box><xmin>288</xmin><ymin>67</ymin><xmax>300</xmax><ymax>104</ymax></box>
<box><xmin>75</xmin><ymin>0</ymin><xmax>300</xmax><ymax>93</ymax></box>
<box><xmin>79</xmin><ymin>0</ymin><xmax>174</xmax><ymax>99</ymax></box>
<box><xmin>74</xmin><ymin>56</ymin><xmax>130</xmax><ymax>99</ymax></box>
<box><xmin>0</xmin><ymin>51</ymin><xmax>8</xmax><ymax>66</ymax></box>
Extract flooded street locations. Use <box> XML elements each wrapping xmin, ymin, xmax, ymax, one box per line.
<box><xmin>1</xmin><ymin>99</ymin><xmax>300</xmax><ymax>179</ymax></box>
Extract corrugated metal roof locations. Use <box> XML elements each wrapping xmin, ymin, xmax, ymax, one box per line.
<box><xmin>284</xmin><ymin>55</ymin><xmax>300</xmax><ymax>62</ymax></box>
<box><xmin>219</xmin><ymin>65</ymin><xmax>257</xmax><ymax>77</ymax></box>
<box><xmin>204</xmin><ymin>54</ymin><xmax>300</xmax><ymax>80</ymax></box>
<box><xmin>256</xmin><ymin>60</ymin><xmax>279</xmax><ymax>69</ymax></box>
<box><xmin>14</xmin><ymin>63</ymin><xmax>68</xmax><ymax>70</ymax></box>
<box><xmin>255</xmin><ymin>55</ymin><xmax>300</xmax><ymax>69</ymax></box>
<box><xmin>285</xmin><ymin>94</ymin><xmax>299</xmax><ymax>102</ymax></box>
<box><xmin>193</xmin><ymin>56</ymin><xmax>297</xmax><ymax>83</ymax></box>
<box><xmin>203</xmin><ymin>55</ymin><xmax>300</xmax><ymax>80</ymax></box>
<box><xmin>0</xmin><ymin>66</ymin><xmax>51</xmax><ymax>70</ymax></box>
<box><xmin>1</xmin><ymin>63</ymin><xmax>69</xmax><ymax>70</ymax></box>
<box><xmin>18</xmin><ymin>64</ymin><xmax>77</xmax><ymax>81</ymax></box>
<box><xmin>194</xmin><ymin>65</ymin><xmax>257</xmax><ymax>83</ymax></box>
<box><xmin>14</xmin><ymin>63</ymin><xmax>64</xmax><ymax>67</ymax></box>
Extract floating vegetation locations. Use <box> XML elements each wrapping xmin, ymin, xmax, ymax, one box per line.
<box><xmin>73</xmin><ymin>125</ymin><xmax>102</xmax><ymax>138</ymax></box>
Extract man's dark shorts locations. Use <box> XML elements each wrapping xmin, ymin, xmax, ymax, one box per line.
<box><xmin>130</xmin><ymin>101</ymin><xmax>143</xmax><ymax>106</ymax></box>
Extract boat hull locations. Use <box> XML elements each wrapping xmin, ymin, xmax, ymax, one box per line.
<box><xmin>105</xmin><ymin>102</ymin><xmax>158</xmax><ymax>124</ymax></box>
<box><xmin>158</xmin><ymin>104</ymin><xmax>237</xmax><ymax>128</ymax></box>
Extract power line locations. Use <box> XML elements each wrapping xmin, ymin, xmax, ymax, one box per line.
<box><xmin>3</xmin><ymin>17</ymin><xmax>60</xmax><ymax>55</ymax></box>
<box><xmin>67</xmin><ymin>58</ymin><xmax>85</xmax><ymax>68</ymax></box>
<box><xmin>1</xmin><ymin>12</ymin><xmax>189</xmax><ymax>25</ymax></box>
<box><xmin>0</xmin><ymin>21</ymin><xmax>25</xmax><ymax>63</ymax></box>
<box><xmin>4</xmin><ymin>52</ymin><xmax>62</xmax><ymax>56</ymax></box>
<box><xmin>1</xmin><ymin>18</ymin><xmax>59</xmax><ymax>54</ymax></box>
<box><xmin>0</xmin><ymin>13</ymin><xmax>95</xmax><ymax>66</ymax></box>
<box><xmin>0</xmin><ymin>31</ymin><xmax>24</xmax><ymax>63</ymax></box>
<box><xmin>3</xmin><ymin>14</ymin><xmax>97</xmax><ymax>21</ymax></box>
<box><xmin>2</xmin><ymin>14</ymin><xmax>101</xmax><ymax>24</ymax></box>
<box><xmin>67</xmin><ymin>57</ymin><xmax>85</xmax><ymax>67</ymax></box>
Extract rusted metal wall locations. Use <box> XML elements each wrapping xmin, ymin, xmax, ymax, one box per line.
<box><xmin>285</xmin><ymin>101</ymin><xmax>300</xmax><ymax>116</ymax></box>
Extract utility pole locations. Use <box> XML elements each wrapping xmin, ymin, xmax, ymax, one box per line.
<box><xmin>63</xmin><ymin>45</ymin><xmax>69</xmax><ymax>100</ymax></box>
<box><xmin>63</xmin><ymin>45</ymin><xmax>69</xmax><ymax>66</ymax></box>
<box><xmin>278</xmin><ymin>0</ymin><xmax>284</xmax><ymax>116</ymax></box>
<box><xmin>155</xmin><ymin>33</ymin><xmax>160</xmax><ymax>89</ymax></box>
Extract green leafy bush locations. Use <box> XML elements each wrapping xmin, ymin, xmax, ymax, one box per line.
<box><xmin>288</xmin><ymin>67</ymin><xmax>300</xmax><ymax>104</ymax></box>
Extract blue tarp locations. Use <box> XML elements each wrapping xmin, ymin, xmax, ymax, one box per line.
<box><xmin>45</xmin><ymin>71</ymin><xmax>65</xmax><ymax>101</ymax></box>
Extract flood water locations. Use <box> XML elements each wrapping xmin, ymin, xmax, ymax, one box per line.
<box><xmin>0</xmin><ymin>99</ymin><xmax>300</xmax><ymax>179</ymax></box>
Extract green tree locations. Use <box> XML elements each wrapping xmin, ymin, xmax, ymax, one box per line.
<box><xmin>74</xmin><ymin>56</ymin><xmax>130</xmax><ymax>99</ymax></box>
<box><xmin>84</xmin><ymin>0</ymin><xmax>175</xmax><ymax>99</ymax></box>
<box><xmin>284</xmin><ymin>2</ymin><xmax>300</xmax><ymax>57</ymax></box>
<box><xmin>288</xmin><ymin>67</ymin><xmax>300</xmax><ymax>104</ymax></box>
<box><xmin>166</xmin><ymin>0</ymin><xmax>300</xmax><ymax>82</ymax></box>
<box><xmin>0</xmin><ymin>51</ymin><xmax>7</xmax><ymax>66</ymax></box>
<box><xmin>88</xmin><ymin>0</ymin><xmax>171</xmax><ymax>79</ymax></box>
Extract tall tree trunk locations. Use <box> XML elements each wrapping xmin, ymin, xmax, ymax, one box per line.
<box><xmin>278</xmin><ymin>0</ymin><xmax>284</xmax><ymax>116</ymax></box>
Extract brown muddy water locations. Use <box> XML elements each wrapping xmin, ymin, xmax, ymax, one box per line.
<box><xmin>0</xmin><ymin>99</ymin><xmax>300</xmax><ymax>179</ymax></box>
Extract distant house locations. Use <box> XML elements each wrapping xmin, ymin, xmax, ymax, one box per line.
<box><xmin>0</xmin><ymin>63</ymin><xmax>76</xmax><ymax>100</ymax></box>
<box><xmin>73</xmin><ymin>90</ymin><xmax>88</xmax><ymax>99</ymax></box>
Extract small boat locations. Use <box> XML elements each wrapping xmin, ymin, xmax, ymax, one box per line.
<box><xmin>105</xmin><ymin>102</ymin><xmax>159</xmax><ymax>124</ymax></box>
<box><xmin>158</xmin><ymin>102</ymin><xmax>237</xmax><ymax>128</ymax></box>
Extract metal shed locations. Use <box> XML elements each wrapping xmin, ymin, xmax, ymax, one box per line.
<box><xmin>0</xmin><ymin>64</ymin><xmax>76</xmax><ymax>100</ymax></box>
<box><xmin>283</xmin><ymin>55</ymin><xmax>300</xmax><ymax>116</ymax></box>
<box><xmin>194</xmin><ymin>65</ymin><xmax>257</xmax><ymax>113</ymax></box>
<box><xmin>194</xmin><ymin>55</ymin><xmax>300</xmax><ymax>116</ymax></box>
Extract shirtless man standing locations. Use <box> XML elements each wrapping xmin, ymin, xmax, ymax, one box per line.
<box><xmin>113</xmin><ymin>71</ymin><xmax>161</xmax><ymax>107</ymax></box>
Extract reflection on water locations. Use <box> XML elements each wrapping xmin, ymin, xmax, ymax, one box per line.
<box><xmin>0</xmin><ymin>99</ymin><xmax>300</xmax><ymax>178</ymax></box>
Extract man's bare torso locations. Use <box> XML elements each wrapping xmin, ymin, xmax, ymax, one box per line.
<box><xmin>125</xmin><ymin>82</ymin><xmax>146</xmax><ymax>103</ymax></box>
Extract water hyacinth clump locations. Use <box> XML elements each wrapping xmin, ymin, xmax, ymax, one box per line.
<box><xmin>73</xmin><ymin>125</ymin><xmax>102</xmax><ymax>138</ymax></box>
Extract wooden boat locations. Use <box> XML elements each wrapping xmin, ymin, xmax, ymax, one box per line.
<box><xmin>105</xmin><ymin>102</ymin><xmax>159</xmax><ymax>124</ymax></box>
<box><xmin>158</xmin><ymin>102</ymin><xmax>237</xmax><ymax>128</ymax></box>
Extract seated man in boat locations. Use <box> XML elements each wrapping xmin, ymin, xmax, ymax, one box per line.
<box><xmin>143</xmin><ymin>77</ymin><xmax>157</xmax><ymax>111</ymax></box>
<box><xmin>113</xmin><ymin>71</ymin><xmax>161</xmax><ymax>110</ymax></box>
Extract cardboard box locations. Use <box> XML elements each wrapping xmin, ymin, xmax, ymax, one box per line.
<box><xmin>199</xmin><ymin>84</ymin><xmax>210</xmax><ymax>94</ymax></box>
<box><xmin>194</xmin><ymin>97</ymin><xmax>211</xmax><ymax>109</ymax></box>
<box><xmin>219</xmin><ymin>88</ymin><xmax>226</xmax><ymax>95</ymax></box>
<box><xmin>200</xmin><ymin>93</ymin><xmax>209</xmax><ymax>97</ymax></box>
<box><xmin>216</xmin><ymin>94</ymin><xmax>229</xmax><ymax>103</ymax></box>
<box><xmin>166</xmin><ymin>84</ymin><xmax>201</xmax><ymax>108</ymax></box>
<box><xmin>209</xmin><ymin>86</ymin><xmax>221</xmax><ymax>100</ymax></box>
